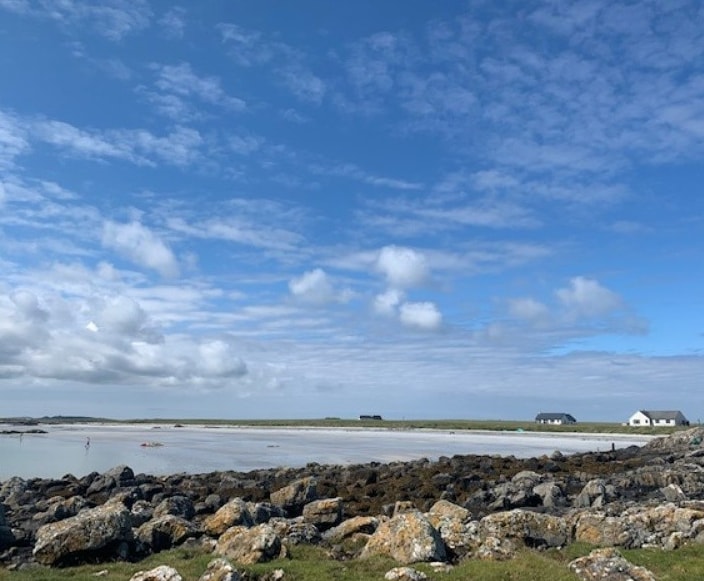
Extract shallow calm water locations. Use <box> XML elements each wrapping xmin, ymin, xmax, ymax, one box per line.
<box><xmin>0</xmin><ymin>424</ymin><xmax>653</xmax><ymax>480</ymax></box>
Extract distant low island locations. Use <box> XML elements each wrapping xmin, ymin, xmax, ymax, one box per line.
<box><xmin>0</xmin><ymin>415</ymin><xmax>689</xmax><ymax>436</ymax></box>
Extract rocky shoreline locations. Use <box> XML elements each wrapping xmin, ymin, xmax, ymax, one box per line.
<box><xmin>2</xmin><ymin>428</ymin><xmax>704</xmax><ymax>579</ymax></box>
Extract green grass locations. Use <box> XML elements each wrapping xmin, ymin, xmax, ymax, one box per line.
<box><xmin>5</xmin><ymin>544</ymin><xmax>704</xmax><ymax>581</ymax></box>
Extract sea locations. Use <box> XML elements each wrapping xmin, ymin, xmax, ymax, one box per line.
<box><xmin>0</xmin><ymin>423</ymin><xmax>654</xmax><ymax>481</ymax></box>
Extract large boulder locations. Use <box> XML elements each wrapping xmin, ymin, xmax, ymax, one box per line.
<box><xmin>153</xmin><ymin>495</ymin><xmax>195</xmax><ymax>520</ymax></box>
<box><xmin>323</xmin><ymin>516</ymin><xmax>379</xmax><ymax>544</ymax></box>
<box><xmin>136</xmin><ymin>515</ymin><xmax>200</xmax><ymax>552</ymax></box>
<box><xmin>203</xmin><ymin>498</ymin><xmax>253</xmax><ymax>536</ymax></box>
<box><xmin>573</xmin><ymin>512</ymin><xmax>633</xmax><ymax>547</ymax></box>
<box><xmin>302</xmin><ymin>497</ymin><xmax>343</xmax><ymax>530</ymax></box>
<box><xmin>215</xmin><ymin>524</ymin><xmax>283</xmax><ymax>565</ymax></box>
<box><xmin>270</xmin><ymin>477</ymin><xmax>317</xmax><ymax>516</ymax></box>
<box><xmin>33</xmin><ymin>500</ymin><xmax>134</xmax><ymax>566</ymax></box>
<box><xmin>86</xmin><ymin>465</ymin><xmax>136</xmax><ymax>499</ymax></box>
<box><xmin>360</xmin><ymin>509</ymin><xmax>446</xmax><ymax>564</ymax></box>
<box><xmin>480</xmin><ymin>509</ymin><xmax>570</xmax><ymax>548</ymax></box>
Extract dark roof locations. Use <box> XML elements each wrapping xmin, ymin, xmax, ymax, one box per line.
<box><xmin>535</xmin><ymin>412</ymin><xmax>576</xmax><ymax>421</ymax></box>
<box><xmin>639</xmin><ymin>410</ymin><xmax>685</xmax><ymax>421</ymax></box>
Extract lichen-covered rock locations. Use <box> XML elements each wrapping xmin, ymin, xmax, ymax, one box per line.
<box><xmin>568</xmin><ymin>547</ymin><xmax>656</xmax><ymax>580</ymax></box>
<box><xmin>270</xmin><ymin>477</ymin><xmax>317</xmax><ymax>516</ymax></box>
<box><xmin>0</xmin><ymin>504</ymin><xmax>14</xmax><ymax>550</ymax></box>
<box><xmin>136</xmin><ymin>515</ymin><xmax>199</xmax><ymax>552</ymax></box>
<box><xmin>360</xmin><ymin>509</ymin><xmax>446</xmax><ymax>564</ymax></box>
<box><xmin>33</xmin><ymin>501</ymin><xmax>133</xmax><ymax>565</ymax></box>
<box><xmin>574</xmin><ymin>512</ymin><xmax>633</xmax><ymax>547</ymax></box>
<box><xmin>322</xmin><ymin>515</ymin><xmax>379</xmax><ymax>544</ymax></box>
<box><xmin>480</xmin><ymin>509</ymin><xmax>570</xmax><ymax>548</ymax></box>
<box><xmin>425</xmin><ymin>499</ymin><xmax>470</xmax><ymax>528</ymax></box>
<box><xmin>270</xmin><ymin>517</ymin><xmax>321</xmax><ymax>545</ymax></box>
<box><xmin>204</xmin><ymin>498</ymin><xmax>253</xmax><ymax>536</ymax></box>
<box><xmin>302</xmin><ymin>497</ymin><xmax>343</xmax><ymax>530</ymax></box>
<box><xmin>473</xmin><ymin>535</ymin><xmax>516</xmax><ymax>561</ymax></box>
<box><xmin>215</xmin><ymin>524</ymin><xmax>283</xmax><ymax>565</ymax></box>
<box><xmin>246</xmin><ymin>501</ymin><xmax>286</xmax><ymax>524</ymax></box>
<box><xmin>197</xmin><ymin>557</ymin><xmax>241</xmax><ymax>581</ymax></box>
<box><xmin>130</xmin><ymin>564</ymin><xmax>182</xmax><ymax>581</ymax></box>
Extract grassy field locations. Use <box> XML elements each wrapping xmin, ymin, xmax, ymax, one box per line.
<box><xmin>3</xmin><ymin>543</ymin><xmax>704</xmax><ymax>581</ymax></box>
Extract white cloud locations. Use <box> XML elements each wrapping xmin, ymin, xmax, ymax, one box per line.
<box><xmin>556</xmin><ymin>276</ymin><xmax>623</xmax><ymax>318</ymax></box>
<box><xmin>159</xmin><ymin>6</ymin><xmax>186</xmax><ymax>39</ymax></box>
<box><xmin>399</xmin><ymin>301</ymin><xmax>442</xmax><ymax>330</ymax></box>
<box><xmin>0</xmin><ymin>110</ymin><xmax>30</xmax><ymax>169</ymax></box>
<box><xmin>289</xmin><ymin>268</ymin><xmax>350</xmax><ymax>305</ymax></box>
<box><xmin>373</xmin><ymin>288</ymin><xmax>404</xmax><ymax>316</ymax></box>
<box><xmin>102</xmin><ymin>221</ymin><xmax>180</xmax><ymax>278</ymax></box>
<box><xmin>376</xmin><ymin>245</ymin><xmax>428</xmax><ymax>288</ymax></box>
<box><xmin>0</xmin><ymin>0</ymin><xmax>151</xmax><ymax>40</ymax></box>
<box><xmin>508</xmin><ymin>297</ymin><xmax>550</xmax><ymax>321</ymax></box>
<box><xmin>197</xmin><ymin>340</ymin><xmax>247</xmax><ymax>378</ymax></box>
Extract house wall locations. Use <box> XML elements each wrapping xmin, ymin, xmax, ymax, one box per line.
<box><xmin>628</xmin><ymin>411</ymin><xmax>651</xmax><ymax>426</ymax></box>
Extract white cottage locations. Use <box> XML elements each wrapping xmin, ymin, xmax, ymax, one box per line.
<box><xmin>627</xmin><ymin>410</ymin><xmax>689</xmax><ymax>427</ymax></box>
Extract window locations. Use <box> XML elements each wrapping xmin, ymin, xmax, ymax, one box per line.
<box><xmin>632</xmin><ymin>419</ymin><xmax>640</xmax><ymax>424</ymax></box>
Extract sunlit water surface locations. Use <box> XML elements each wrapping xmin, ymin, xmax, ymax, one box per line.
<box><xmin>0</xmin><ymin>424</ymin><xmax>654</xmax><ymax>480</ymax></box>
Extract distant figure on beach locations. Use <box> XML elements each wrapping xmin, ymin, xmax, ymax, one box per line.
<box><xmin>85</xmin><ymin>437</ymin><xmax>90</xmax><ymax>450</ymax></box>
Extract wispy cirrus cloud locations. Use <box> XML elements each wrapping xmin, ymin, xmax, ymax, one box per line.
<box><xmin>0</xmin><ymin>0</ymin><xmax>152</xmax><ymax>40</ymax></box>
<box><xmin>143</xmin><ymin>62</ymin><xmax>246</xmax><ymax>120</ymax></box>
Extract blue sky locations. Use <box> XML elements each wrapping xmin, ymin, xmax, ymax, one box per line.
<box><xmin>0</xmin><ymin>0</ymin><xmax>702</xmax><ymax>421</ymax></box>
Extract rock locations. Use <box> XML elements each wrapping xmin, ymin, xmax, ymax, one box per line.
<box><xmin>568</xmin><ymin>547</ymin><xmax>656</xmax><ymax>580</ymax></box>
<box><xmin>203</xmin><ymin>498</ymin><xmax>253</xmax><ymax>536</ymax></box>
<box><xmin>247</xmin><ymin>501</ymin><xmax>286</xmax><ymax>524</ymax></box>
<box><xmin>360</xmin><ymin>509</ymin><xmax>446</xmax><ymax>564</ymax></box>
<box><xmin>197</xmin><ymin>557</ymin><xmax>241</xmax><ymax>581</ymax></box>
<box><xmin>574</xmin><ymin>512</ymin><xmax>633</xmax><ymax>548</ymax></box>
<box><xmin>425</xmin><ymin>499</ymin><xmax>470</xmax><ymax>527</ymax></box>
<box><xmin>270</xmin><ymin>517</ymin><xmax>321</xmax><ymax>545</ymax></box>
<box><xmin>270</xmin><ymin>477</ymin><xmax>318</xmax><ymax>516</ymax></box>
<box><xmin>661</xmin><ymin>483</ymin><xmax>687</xmax><ymax>503</ymax></box>
<box><xmin>533</xmin><ymin>482</ymin><xmax>565</xmax><ymax>508</ymax></box>
<box><xmin>130</xmin><ymin>565</ymin><xmax>183</xmax><ymax>581</ymax></box>
<box><xmin>215</xmin><ymin>524</ymin><xmax>283</xmax><ymax>565</ymax></box>
<box><xmin>302</xmin><ymin>497</ymin><xmax>343</xmax><ymax>530</ymax></box>
<box><xmin>33</xmin><ymin>501</ymin><xmax>133</xmax><ymax>566</ymax></box>
<box><xmin>86</xmin><ymin>465</ymin><xmax>136</xmax><ymax>499</ymax></box>
<box><xmin>384</xmin><ymin>566</ymin><xmax>428</xmax><ymax>580</ymax></box>
<box><xmin>480</xmin><ymin>509</ymin><xmax>570</xmax><ymax>548</ymax></box>
<box><xmin>153</xmin><ymin>495</ymin><xmax>195</xmax><ymax>520</ymax></box>
<box><xmin>136</xmin><ymin>515</ymin><xmax>199</xmax><ymax>552</ymax></box>
<box><xmin>473</xmin><ymin>536</ymin><xmax>517</xmax><ymax>561</ymax></box>
<box><xmin>322</xmin><ymin>516</ymin><xmax>379</xmax><ymax>544</ymax></box>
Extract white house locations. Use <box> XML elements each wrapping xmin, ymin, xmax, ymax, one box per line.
<box><xmin>535</xmin><ymin>412</ymin><xmax>577</xmax><ymax>425</ymax></box>
<box><xmin>627</xmin><ymin>410</ymin><xmax>689</xmax><ymax>427</ymax></box>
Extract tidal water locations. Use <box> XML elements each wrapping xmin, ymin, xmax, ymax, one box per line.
<box><xmin>0</xmin><ymin>424</ymin><xmax>653</xmax><ymax>480</ymax></box>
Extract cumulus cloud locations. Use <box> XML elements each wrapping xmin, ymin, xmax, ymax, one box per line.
<box><xmin>289</xmin><ymin>268</ymin><xmax>350</xmax><ymax>305</ymax></box>
<box><xmin>399</xmin><ymin>301</ymin><xmax>442</xmax><ymax>330</ymax></box>
<box><xmin>373</xmin><ymin>288</ymin><xmax>404</xmax><ymax>316</ymax></box>
<box><xmin>556</xmin><ymin>276</ymin><xmax>623</xmax><ymax>318</ymax></box>
<box><xmin>102</xmin><ymin>221</ymin><xmax>179</xmax><ymax>278</ymax></box>
<box><xmin>197</xmin><ymin>339</ymin><xmax>247</xmax><ymax>378</ymax></box>
<box><xmin>376</xmin><ymin>245</ymin><xmax>428</xmax><ymax>288</ymax></box>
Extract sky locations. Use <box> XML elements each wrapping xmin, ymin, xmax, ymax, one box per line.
<box><xmin>0</xmin><ymin>0</ymin><xmax>702</xmax><ymax>422</ymax></box>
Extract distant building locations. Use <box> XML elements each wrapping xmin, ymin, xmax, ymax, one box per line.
<box><xmin>359</xmin><ymin>414</ymin><xmax>383</xmax><ymax>421</ymax></box>
<box><xmin>535</xmin><ymin>412</ymin><xmax>577</xmax><ymax>425</ymax></box>
<box><xmin>627</xmin><ymin>410</ymin><xmax>689</xmax><ymax>427</ymax></box>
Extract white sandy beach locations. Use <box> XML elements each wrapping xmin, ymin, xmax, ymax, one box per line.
<box><xmin>0</xmin><ymin>423</ymin><xmax>655</xmax><ymax>480</ymax></box>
